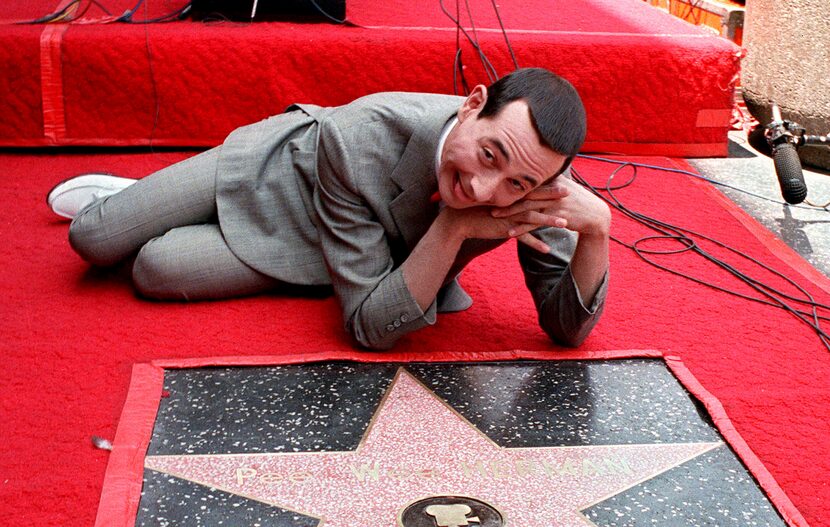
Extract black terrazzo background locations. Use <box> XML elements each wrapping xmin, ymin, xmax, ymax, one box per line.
<box><xmin>136</xmin><ymin>468</ymin><xmax>318</xmax><ymax>527</ymax></box>
<box><xmin>148</xmin><ymin>362</ymin><xmax>398</xmax><ymax>455</ymax></box>
<box><xmin>407</xmin><ymin>360</ymin><xmax>721</xmax><ymax>446</ymax></box>
<box><xmin>583</xmin><ymin>444</ymin><xmax>788</xmax><ymax>526</ymax></box>
<box><xmin>137</xmin><ymin>360</ymin><xmax>786</xmax><ymax>526</ymax></box>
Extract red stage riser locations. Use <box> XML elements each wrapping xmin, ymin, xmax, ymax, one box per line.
<box><xmin>0</xmin><ymin>1</ymin><xmax>740</xmax><ymax>156</ymax></box>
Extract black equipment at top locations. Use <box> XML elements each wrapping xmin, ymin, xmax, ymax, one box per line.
<box><xmin>189</xmin><ymin>0</ymin><xmax>346</xmax><ymax>22</ymax></box>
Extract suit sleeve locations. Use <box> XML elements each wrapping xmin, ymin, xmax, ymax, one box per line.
<box><xmin>518</xmin><ymin>227</ymin><xmax>608</xmax><ymax>347</ymax></box>
<box><xmin>313</xmin><ymin>117</ymin><xmax>438</xmax><ymax>350</ymax></box>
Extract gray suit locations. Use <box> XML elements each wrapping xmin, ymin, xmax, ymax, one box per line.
<box><xmin>214</xmin><ymin>92</ymin><xmax>607</xmax><ymax>349</ymax></box>
<box><xmin>69</xmin><ymin>92</ymin><xmax>605</xmax><ymax>349</ymax></box>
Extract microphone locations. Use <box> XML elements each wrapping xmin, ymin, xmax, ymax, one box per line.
<box><xmin>766</xmin><ymin>104</ymin><xmax>808</xmax><ymax>204</ymax></box>
<box><xmin>772</xmin><ymin>142</ymin><xmax>807</xmax><ymax>205</ymax></box>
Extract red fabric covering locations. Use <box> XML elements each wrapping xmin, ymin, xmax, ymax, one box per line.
<box><xmin>1</xmin><ymin>151</ymin><xmax>829</xmax><ymax>526</ymax></box>
<box><xmin>0</xmin><ymin>0</ymin><xmax>740</xmax><ymax>155</ymax></box>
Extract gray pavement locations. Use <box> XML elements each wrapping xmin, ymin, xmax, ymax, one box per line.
<box><xmin>689</xmin><ymin>130</ymin><xmax>830</xmax><ymax>278</ymax></box>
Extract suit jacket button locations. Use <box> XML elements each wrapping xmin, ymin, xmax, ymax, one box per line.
<box><xmin>400</xmin><ymin>313</ymin><xmax>409</xmax><ymax>323</ymax></box>
<box><xmin>386</xmin><ymin>324</ymin><xmax>395</xmax><ymax>332</ymax></box>
<box><xmin>393</xmin><ymin>319</ymin><xmax>402</xmax><ymax>328</ymax></box>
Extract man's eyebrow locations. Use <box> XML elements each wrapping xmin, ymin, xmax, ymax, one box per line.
<box><xmin>488</xmin><ymin>137</ymin><xmax>511</xmax><ymax>163</ymax></box>
<box><xmin>487</xmin><ymin>137</ymin><xmax>540</xmax><ymax>187</ymax></box>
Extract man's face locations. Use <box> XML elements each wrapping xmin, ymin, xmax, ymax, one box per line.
<box><xmin>437</xmin><ymin>87</ymin><xmax>567</xmax><ymax>209</ymax></box>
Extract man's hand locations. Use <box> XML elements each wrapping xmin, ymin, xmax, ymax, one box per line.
<box><xmin>439</xmin><ymin>204</ymin><xmax>563</xmax><ymax>245</ymax></box>
<box><xmin>491</xmin><ymin>177</ymin><xmax>611</xmax><ymax>252</ymax></box>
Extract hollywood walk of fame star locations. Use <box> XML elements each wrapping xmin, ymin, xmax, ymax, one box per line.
<box><xmin>145</xmin><ymin>369</ymin><xmax>722</xmax><ymax>526</ymax></box>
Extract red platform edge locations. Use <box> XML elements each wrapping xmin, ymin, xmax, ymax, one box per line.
<box><xmin>664</xmin><ymin>355</ymin><xmax>810</xmax><ymax>527</ymax></box>
<box><xmin>95</xmin><ymin>349</ymin><xmax>808</xmax><ymax>527</ymax></box>
<box><xmin>670</xmin><ymin>158</ymin><xmax>830</xmax><ymax>296</ymax></box>
<box><xmin>0</xmin><ymin>138</ymin><xmax>731</xmax><ymax>157</ymax></box>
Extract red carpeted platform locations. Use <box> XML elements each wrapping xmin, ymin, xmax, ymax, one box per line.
<box><xmin>1</xmin><ymin>151</ymin><xmax>829</xmax><ymax>526</ymax></box>
<box><xmin>0</xmin><ymin>0</ymin><xmax>740</xmax><ymax>155</ymax></box>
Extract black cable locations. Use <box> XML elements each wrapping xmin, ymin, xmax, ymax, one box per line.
<box><xmin>120</xmin><ymin>1</ymin><xmax>192</xmax><ymax>23</ymax></box>
<box><xmin>581</xmin><ymin>163</ymin><xmax>830</xmax><ymax>317</ymax></box>
<box><xmin>89</xmin><ymin>0</ymin><xmax>112</xmax><ymax>16</ymax></box>
<box><xmin>570</xmin><ymin>158</ymin><xmax>830</xmax><ymax>351</ymax></box>
<box><xmin>578</xmin><ymin>161</ymin><xmax>830</xmax><ymax>335</ymax></box>
<box><xmin>440</xmin><ymin>0</ymin><xmax>519</xmax><ymax>94</ymax></box>
<box><xmin>580</xmin><ymin>154</ymin><xmax>829</xmax><ymax>212</ymax></box>
<box><xmin>439</xmin><ymin>0</ymin><xmax>499</xmax><ymax>94</ymax></box>
<box><xmin>307</xmin><ymin>0</ymin><xmax>346</xmax><ymax>25</ymax></box>
<box><xmin>65</xmin><ymin>0</ymin><xmax>113</xmax><ymax>21</ymax></box>
<box><xmin>116</xmin><ymin>0</ymin><xmax>145</xmax><ymax>22</ymax></box>
<box><xmin>453</xmin><ymin>48</ymin><xmax>470</xmax><ymax>97</ymax></box>
<box><xmin>453</xmin><ymin>1</ymin><xmax>469</xmax><ymax>95</ymax></box>
<box><xmin>16</xmin><ymin>0</ymin><xmax>79</xmax><ymax>24</ymax></box>
<box><xmin>489</xmin><ymin>0</ymin><xmax>519</xmax><ymax>70</ymax></box>
<box><xmin>462</xmin><ymin>0</ymin><xmax>498</xmax><ymax>84</ymax></box>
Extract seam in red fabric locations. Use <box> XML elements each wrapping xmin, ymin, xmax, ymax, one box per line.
<box><xmin>39</xmin><ymin>24</ymin><xmax>68</xmax><ymax>144</ymax></box>
<box><xmin>583</xmin><ymin>142</ymin><xmax>727</xmax><ymax>157</ymax></box>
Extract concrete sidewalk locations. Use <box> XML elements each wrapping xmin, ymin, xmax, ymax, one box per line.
<box><xmin>690</xmin><ymin>130</ymin><xmax>830</xmax><ymax>277</ymax></box>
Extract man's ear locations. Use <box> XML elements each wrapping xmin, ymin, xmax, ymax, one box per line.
<box><xmin>457</xmin><ymin>84</ymin><xmax>488</xmax><ymax>122</ymax></box>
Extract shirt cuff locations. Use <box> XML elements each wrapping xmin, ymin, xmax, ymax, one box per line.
<box><xmin>568</xmin><ymin>266</ymin><xmax>609</xmax><ymax>315</ymax></box>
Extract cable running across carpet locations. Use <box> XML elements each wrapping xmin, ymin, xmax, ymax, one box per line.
<box><xmin>573</xmin><ymin>156</ymin><xmax>830</xmax><ymax>352</ymax></box>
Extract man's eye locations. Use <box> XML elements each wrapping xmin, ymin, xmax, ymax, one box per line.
<box><xmin>510</xmin><ymin>179</ymin><xmax>524</xmax><ymax>190</ymax></box>
<box><xmin>483</xmin><ymin>148</ymin><xmax>495</xmax><ymax>161</ymax></box>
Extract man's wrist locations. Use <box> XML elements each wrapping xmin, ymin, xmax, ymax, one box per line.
<box><xmin>581</xmin><ymin>204</ymin><xmax>612</xmax><ymax>238</ymax></box>
<box><xmin>436</xmin><ymin>208</ymin><xmax>470</xmax><ymax>246</ymax></box>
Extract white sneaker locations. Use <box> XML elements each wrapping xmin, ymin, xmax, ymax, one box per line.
<box><xmin>47</xmin><ymin>173</ymin><xmax>137</xmax><ymax>219</ymax></box>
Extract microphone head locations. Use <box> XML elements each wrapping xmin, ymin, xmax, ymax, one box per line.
<box><xmin>772</xmin><ymin>142</ymin><xmax>808</xmax><ymax>204</ymax></box>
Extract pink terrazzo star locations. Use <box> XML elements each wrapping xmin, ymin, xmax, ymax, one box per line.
<box><xmin>146</xmin><ymin>369</ymin><xmax>722</xmax><ymax>526</ymax></box>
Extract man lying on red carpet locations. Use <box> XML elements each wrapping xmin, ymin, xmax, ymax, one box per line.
<box><xmin>48</xmin><ymin>68</ymin><xmax>610</xmax><ymax>350</ymax></box>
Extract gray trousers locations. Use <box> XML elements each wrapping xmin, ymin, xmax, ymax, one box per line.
<box><xmin>68</xmin><ymin>148</ymin><xmax>281</xmax><ymax>300</ymax></box>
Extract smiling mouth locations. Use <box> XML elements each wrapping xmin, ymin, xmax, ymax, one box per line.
<box><xmin>453</xmin><ymin>172</ymin><xmax>472</xmax><ymax>203</ymax></box>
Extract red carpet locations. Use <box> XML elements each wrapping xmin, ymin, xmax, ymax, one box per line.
<box><xmin>0</xmin><ymin>0</ymin><xmax>739</xmax><ymax>155</ymax></box>
<box><xmin>1</xmin><ymin>151</ymin><xmax>829</xmax><ymax>526</ymax></box>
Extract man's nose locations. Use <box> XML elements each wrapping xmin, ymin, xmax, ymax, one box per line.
<box><xmin>469</xmin><ymin>172</ymin><xmax>500</xmax><ymax>203</ymax></box>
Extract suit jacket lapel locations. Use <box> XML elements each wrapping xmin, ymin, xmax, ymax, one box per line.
<box><xmin>388</xmin><ymin>100</ymin><xmax>459</xmax><ymax>250</ymax></box>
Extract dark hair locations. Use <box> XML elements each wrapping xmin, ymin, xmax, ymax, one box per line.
<box><xmin>479</xmin><ymin>68</ymin><xmax>587</xmax><ymax>177</ymax></box>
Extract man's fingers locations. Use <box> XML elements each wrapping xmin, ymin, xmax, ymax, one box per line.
<box><xmin>491</xmin><ymin>199</ymin><xmax>560</xmax><ymax>218</ymax></box>
<box><xmin>516</xmin><ymin>233</ymin><xmax>550</xmax><ymax>253</ymax></box>
<box><xmin>501</xmin><ymin>210</ymin><xmax>568</xmax><ymax>229</ymax></box>
<box><xmin>490</xmin><ymin>184</ymin><xmax>571</xmax><ymax>218</ymax></box>
<box><xmin>506</xmin><ymin>222</ymin><xmax>539</xmax><ymax>238</ymax></box>
<box><xmin>525</xmin><ymin>182</ymin><xmax>570</xmax><ymax>200</ymax></box>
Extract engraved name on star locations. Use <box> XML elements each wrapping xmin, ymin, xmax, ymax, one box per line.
<box><xmin>145</xmin><ymin>369</ymin><xmax>721</xmax><ymax>526</ymax></box>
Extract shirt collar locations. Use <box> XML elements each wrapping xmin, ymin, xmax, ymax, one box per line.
<box><xmin>434</xmin><ymin>116</ymin><xmax>458</xmax><ymax>180</ymax></box>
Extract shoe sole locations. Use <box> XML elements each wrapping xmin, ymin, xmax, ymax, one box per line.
<box><xmin>46</xmin><ymin>173</ymin><xmax>119</xmax><ymax>207</ymax></box>
<box><xmin>46</xmin><ymin>173</ymin><xmax>136</xmax><ymax>219</ymax></box>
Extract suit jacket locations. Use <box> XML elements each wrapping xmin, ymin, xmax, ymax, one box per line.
<box><xmin>216</xmin><ymin>92</ymin><xmax>607</xmax><ymax>349</ymax></box>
